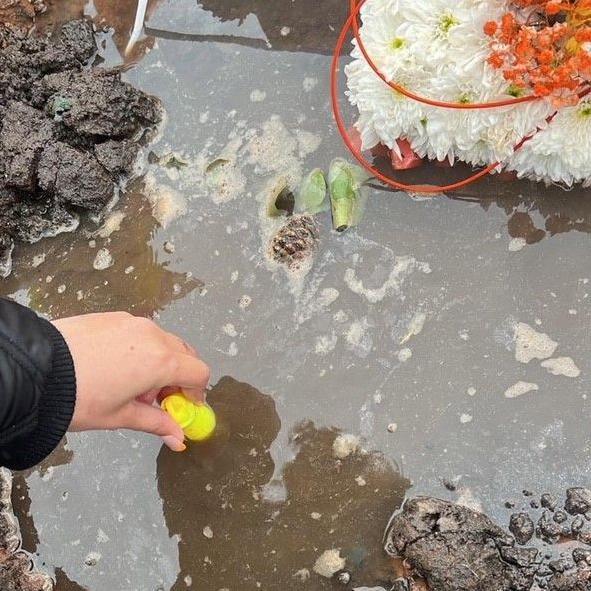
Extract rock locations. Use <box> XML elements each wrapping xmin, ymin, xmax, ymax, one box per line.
<box><xmin>37</xmin><ymin>142</ymin><xmax>114</xmax><ymax>211</ymax></box>
<box><xmin>549</xmin><ymin>558</ymin><xmax>575</xmax><ymax>573</ymax></box>
<box><xmin>572</xmin><ymin>516</ymin><xmax>585</xmax><ymax>534</ymax></box>
<box><xmin>547</xmin><ymin>567</ymin><xmax>591</xmax><ymax>591</ymax></box>
<box><xmin>541</xmin><ymin>494</ymin><xmax>558</xmax><ymax>511</ymax></box>
<box><xmin>390</xmin><ymin>579</ymin><xmax>411</xmax><ymax>591</ymax></box>
<box><xmin>510</xmin><ymin>513</ymin><xmax>535</xmax><ymax>545</ymax></box>
<box><xmin>500</xmin><ymin>546</ymin><xmax>540</xmax><ymax>569</ymax></box>
<box><xmin>553</xmin><ymin>510</ymin><xmax>568</xmax><ymax>524</ymax></box>
<box><xmin>385</xmin><ymin>497</ymin><xmax>537</xmax><ymax>591</ymax></box>
<box><xmin>0</xmin><ymin>468</ymin><xmax>53</xmax><ymax>590</ymax></box>
<box><xmin>566</xmin><ymin>488</ymin><xmax>591</xmax><ymax>516</ymax></box>
<box><xmin>572</xmin><ymin>548</ymin><xmax>591</xmax><ymax>565</ymax></box>
<box><xmin>537</xmin><ymin>511</ymin><xmax>562</xmax><ymax>544</ymax></box>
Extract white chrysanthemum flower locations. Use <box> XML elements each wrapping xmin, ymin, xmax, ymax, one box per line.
<box><xmin>345</xmin><ymin>0</ymin><xmax>588</xmax><ymax>185</ymax></box>
<box><xmin>507</xmin><ymin>101</ymin><xmax>591</xmax><ymax>187</ymax></box>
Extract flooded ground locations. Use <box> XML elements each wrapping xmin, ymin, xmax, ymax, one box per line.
<box><xmin>2</xmin><ymin>0</ymin><xmax>591</xmax><ymax>589</ymax></box>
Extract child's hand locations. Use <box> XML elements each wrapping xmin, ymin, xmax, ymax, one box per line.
<box><xmin>53</xmin><ymin>312</ymin><xmax>210</xmax><ymax>452</ymax></box>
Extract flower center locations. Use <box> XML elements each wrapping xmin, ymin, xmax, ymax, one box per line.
<box><xmin>437</xmin><ymin>12</ymin><xmax>460</xmax><ymax>37</ymax></box>
<box><xmin>579</xmin><ymin>101</ymin><xmax>591</xmax><ymax>118</ymax></box>
<box><xmin>390</xmin><ymin>37</ymin><xmax>406</xmax><ymax>50</ymax></box>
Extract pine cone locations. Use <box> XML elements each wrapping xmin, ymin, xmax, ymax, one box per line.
<box><xmin>269</xmin><ymin>214</ymin><xmax>319</xmax><ymax>269</ymax></box>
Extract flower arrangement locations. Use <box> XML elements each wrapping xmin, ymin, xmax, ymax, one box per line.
<box><xmin>344</xmin><ymin>0</ymin><xmax>591</xmax><ymax>187</ymax></box>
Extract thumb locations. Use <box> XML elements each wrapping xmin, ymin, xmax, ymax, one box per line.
<box><xmin>119</xmin><ymin>402</ymin><xmax>186</xmax><ymax>452</ymax></box>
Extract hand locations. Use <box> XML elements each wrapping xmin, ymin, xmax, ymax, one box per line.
<box><xmin>52</xmin><ymin>312</ymin><xmax>210</xmax><ymax>452</ymax></box>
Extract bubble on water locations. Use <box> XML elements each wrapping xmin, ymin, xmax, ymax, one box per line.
<box><xmin>313</xmin><ymin>549</ymin><xmax>345</xmax><ymax>579</ymax></box>
<box><xmin>541</xmin><ymin>357</ymin><xmax>581</xmax><ymax>378</ymax></box>
<box><xmin>514</xmin><ymin>322</ymin><xmax>557</xmax><ymax>364</ymax></box>
<box><xmin>504</xmin><ymin>381</ymin><xmax>539</xmax><ymax>399</ymax></box>
<box><xmin>250</xmin><ymin>89</ymin><xmax>267</xmax><ymax>102</ymax></box>
<box><xmin>93</xmin><ymin>248</ymin><xmax>113</xmax><ymax>271</ymax></box>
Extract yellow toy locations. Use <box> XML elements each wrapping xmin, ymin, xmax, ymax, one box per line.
<box><xmin>161</xmin><ymin>393</ymin><xmax>216</xmax><ymax>442</ymax></box>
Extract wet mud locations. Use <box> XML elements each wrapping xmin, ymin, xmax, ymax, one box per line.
<box><xmin>3</xmin><ymin>1</ymin><xmax>591</xmax><ymax>590</ymax></box>
<box><xmin>157</xmin><ymin>377</ymin><xmax>410</xmax><ymax>590</ymax></box>
<box><xmin>0</xmin><ymin>16</ymin><xmax>161</xmax><ymax>276</ymax></box>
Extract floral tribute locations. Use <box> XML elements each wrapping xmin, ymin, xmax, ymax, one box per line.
<box><xmin>345</xmin><ymin>0</ymin><xmax>591</xmax><ymax>186</ymax></box>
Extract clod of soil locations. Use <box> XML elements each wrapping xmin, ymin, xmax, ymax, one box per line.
<box><xmin>0</xmin><ymin>17</ymin><xmax>162</xmax><ymax>276</ymax></box>
<box><xmin>384</xmin><ymin>497</ymin><xmax>539</xmax><ymax>591</ymax></box>
<box><xmin>565</xmin><ymin>488</ymin><xmax>591</xmax><ymax>516</ymax></box>
<box><xmin>0</xmin><ymin>468</ymin><xmax>52</xmax><ymax>590</ymax></box>
<box><xmin>386</xmin><ymin>497</ymin><xmax>538</xmax><ymax>591</ymax></box>
<box><xmin>510</xmin><ymin>512</ymin><xmax>535</xmax><ymax>545</ymax></box>
<box><xmin>382</xmin><ymin>493</ymin><xmax>591</xmax><ymax>591</ymax></box>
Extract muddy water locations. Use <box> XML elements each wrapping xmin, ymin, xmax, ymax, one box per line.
<box><xmin>2</xmin><ymin>0</ymin><xmax>591</xmax><ymax>589</ymax></box>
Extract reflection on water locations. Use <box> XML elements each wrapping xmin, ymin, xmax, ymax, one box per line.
<box><xmin>0</xmin><ymin>185</ymin><xmax>200</xmax><ymax>319</ymax></box>
<box><xmin>372</xmin><ymin>158</ymin><xmax>591</xmax><ymax>245</ymax></box>
<box><xmin>157</xmin><ymin>377</ymin><xmax>409</xmax><ymax>590</ymax></box>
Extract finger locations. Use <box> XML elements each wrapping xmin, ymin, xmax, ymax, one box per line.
<box><xmin>136</xmin><ymin>388</ymin><xmax>161</xmax><ymax>405</ymax></box>
<box><xmin>161</xmin><ymin>330</ymin><xmax>199</xmax><ymax>357</ymax></box>
<box><xmin>156</xmin><ymin>386</ymin><xmax>182</xmax><ymax>405</ymax></box>
<box><xmin>160</xmin><ymin>353</ymin><xmax>210</xmax><ymax>403</ymax></box>
<box><xmin>118</xmin><ymin>402</ymin><xmax>186</xmax><ymax>451</ymax></box>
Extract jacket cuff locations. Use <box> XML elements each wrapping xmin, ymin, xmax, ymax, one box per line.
<box><xmin>0</xmin><ymin>320</ymin><xmax>76</xmax><ymax>471</ymax></box>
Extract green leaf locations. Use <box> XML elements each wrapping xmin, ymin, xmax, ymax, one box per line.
<box><xmin>205</xmin><ymin>158</ymin><xmax>229</xmax><ymax>174</ymax></box>
<box><xmin>297</xmin><ymin>168</ymin><xmax>327</xmax><ymax>214</ymax></box>
<box><xmin>328</xmin><ymin>158</ymin><xmax>370</xmax><ymax>232</ymax></box>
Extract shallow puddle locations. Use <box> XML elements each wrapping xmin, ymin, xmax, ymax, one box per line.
<box><xmin>2</xmin><ymin>0</ymin><xmax>591</xmax><ymax>589</ymax></box>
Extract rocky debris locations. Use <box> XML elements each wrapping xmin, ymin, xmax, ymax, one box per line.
<box><xmin>0</xmin><ymin>18</ymin><xmax>162</xmax><ymax>276</ymax></box>
<box><xmin>382</xmin><ymin>491</ymin><xmax>591</xmax><ymax>591</ymax></box>
<box><xmin>537</xmin><ymin>511</ymin><xmax>562</xmax><ymax>544</ymax></box>
<box><xmin>0</xmin><ymin>468</ymin><xmax>53</xmax><ymax>590</ymax></box>
<box><xmin>547</xmin><ymin>567</ymin><xmax>591</xmax><ymax>591</ymax></box>
<box><xmin>269</xmin><ymin>214</ymin><xmax>319</xmax><ymax>270</ymax></box>
<box><xmin>510</xmin><ymin>512</ymin><xmax>535</xmax><ymax>545</ymax></box>
<box><xmin>385</xmin><ymin>497</ymin><xmax>538</xmax><ymax>591</ymax></box>
<box><xmin>565</xmin><ymin>488</ymin><xmax>591</xmax><ymax>516</ymax></box>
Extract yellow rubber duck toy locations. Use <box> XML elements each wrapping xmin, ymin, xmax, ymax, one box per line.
<box><xmin>161</xmin><ymin>393</ymin><xmax>216</xmax><ymax>442</ymax></box>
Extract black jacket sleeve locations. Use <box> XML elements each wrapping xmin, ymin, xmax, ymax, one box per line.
<box><xmin>0</xmin><ymin>298</ymin><xmax>76</xmax><ymax>470</ymax></box>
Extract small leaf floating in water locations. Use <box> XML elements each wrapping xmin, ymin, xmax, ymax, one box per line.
<box><xmin>148</xmin><ymin>151</ymin><xmax>189</xmax><ymax>170</ymax></box>
<box><xmin>205</xmin><ymin>158</ymin><xmax>230</xmax><ymax>174</ymax></box>
<box><xmin>266</xmin><ymin>175</ymin><xmax>294</xmax><ymax>217</ymax></box>
<box><xmin>328</xmin><ymin>158</ymin><xmax>371</xmax><ymax>232</ymax></box>
<box><xmin>297</xmin><ymin>168</ymin><xmax>327</xmax><ymax>215</ymax></box>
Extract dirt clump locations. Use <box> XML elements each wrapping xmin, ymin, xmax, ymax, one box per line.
<box><xmin>0</xmin><ymin>17</ymin><xmax>162</xmax><ymax>276</ymax></box>
<box><xmin>385</xmin><ymin>497</ymin><xmax>538</xmax><ymax>591</ymax></box>
<box><xmin>383</xmin><ymin>491</ymin><xmax>591</xmax><ymax>591</ymax></box>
